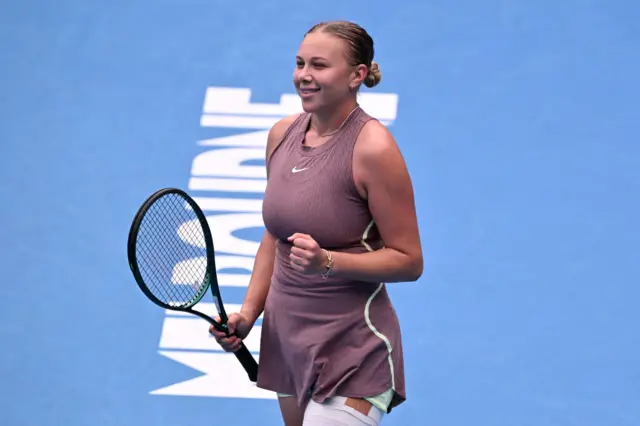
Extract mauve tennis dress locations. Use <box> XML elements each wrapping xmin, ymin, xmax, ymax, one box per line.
<box><xmin>258</xmin><ymin>106</ymin><xmax>406</xmax><ymax>413</ymax></box>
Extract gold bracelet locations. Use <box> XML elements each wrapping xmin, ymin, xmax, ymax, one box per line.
<box><xmin>321</xmin><ymin>249</ymin><xmax>333</xmax><ymax>279</ymax></box>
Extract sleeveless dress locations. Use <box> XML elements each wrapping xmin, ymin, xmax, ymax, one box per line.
<box><xmin>258</xmin><ymin>106</ymin><xmax>406</xmax><ymax>413</ymax></box>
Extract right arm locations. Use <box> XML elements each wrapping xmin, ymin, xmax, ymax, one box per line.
<box><xmin>210</xmin><ymin>114</ymin><xmax>300</xmax><ymax>349</ymax></box>
<box><xmin>238</xmin><ymin>228</ymin><xmax>277</xmax><ymax>325</ymax></box>
<box><xmin>240</xmin><ymin>113</ymin><xmax>301</xmax><ymax>324</ymax></box>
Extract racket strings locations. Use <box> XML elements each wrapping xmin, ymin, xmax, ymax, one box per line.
<box><xmin>134</xmin><ymin>193</ymin><xmax>209</xmax><ymax>307</ymax></box>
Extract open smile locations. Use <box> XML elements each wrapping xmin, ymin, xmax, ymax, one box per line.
<box><xmin>299</xmin><ymin>87</ymin><xmax>320</xmax><ymax>96</ymax></box>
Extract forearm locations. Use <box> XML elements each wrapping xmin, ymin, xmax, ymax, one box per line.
<box><xmin>328</xmin><ymin>247</ymin><xmax>423</xmax><ymax>283</ymax></box>
<box><xmin>240</xmin><ymin>230</ymin><xmax>276</xmax><ymax>324</ymax></box>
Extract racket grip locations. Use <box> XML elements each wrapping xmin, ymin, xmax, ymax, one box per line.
<box><xmin>234</xmin><ymin>342</ymin><xmax>259</xmax><ymax>382</ymax></box>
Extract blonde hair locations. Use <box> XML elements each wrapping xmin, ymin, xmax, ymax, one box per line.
<box><xmin>306</xmin><ymin>21</ymin><xmax>382</xmax><ymax>88</ymax></box>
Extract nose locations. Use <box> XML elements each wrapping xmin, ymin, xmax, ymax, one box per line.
<box><xmin>295</xmin><ymin>66</ymin><xmax>313</xmax><ymax>84</ymax></box>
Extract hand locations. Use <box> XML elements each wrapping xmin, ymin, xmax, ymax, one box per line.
<box><xmin>287</xmin><ymin>232</ymin><xmax>329</xmax><ymax>275</ymax></box>
<box><xmin>208</xmin><ymin>312</ymin><xmax>253</xmax><ymax>353</ymax></box>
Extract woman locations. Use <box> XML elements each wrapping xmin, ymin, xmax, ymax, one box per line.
<box><xmin>210</xmin><ymin>20</ymin><xmax>423</xmax><ymax>426</ymax></box>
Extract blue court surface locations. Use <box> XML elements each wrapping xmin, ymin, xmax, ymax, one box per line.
<box><xmin>1</xmin><ymin>1</ymin><xmax>639</xmax><ymax>425</ymax></box>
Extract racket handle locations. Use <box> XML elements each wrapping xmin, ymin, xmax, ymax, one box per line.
<box><xmin>235</xmin><ymin>342</ymin><xmax>259</xmax><ymax>382</ymax></box>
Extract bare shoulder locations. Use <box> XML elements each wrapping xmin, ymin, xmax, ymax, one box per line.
<box><xmin>266</xmin><ymin>113</ymin><xmax>304</xmax><ymax>161</ymax></box>
<box><xmin>353</xmin><ymin>119</ymin><xmax>408</xmax><ymax>195</ymax></box>
<box><xmin>353</xmin><ymin>119</ymin><xmax>423</xmax><ymax>281</ymax></box>
<box><xmin>354</xmin><ymin>119</ymin><xmax>403</xmax><ymax>161</ymax></box>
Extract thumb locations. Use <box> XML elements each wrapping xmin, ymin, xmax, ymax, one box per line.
<box><xmin>288</xmin><ymin>233</ymin><xmax>310</xmax><ymax>242</ymax></box>
<box><xmin>226</xmin><ymin>313</ymin><xmax>241</xmax><ymax>334</ymax></box>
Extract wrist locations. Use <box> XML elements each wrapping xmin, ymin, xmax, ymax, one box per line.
<box><xmin>321</xmin><ymin>249</ymin><xmax>334</xmax><ymax>278</ymax></box>
<box><xmin>239</xmin><ymin>305</ymin><xmax>261</xmax><ymax>324</ymax></box>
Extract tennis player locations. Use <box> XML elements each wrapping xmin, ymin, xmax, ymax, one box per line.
<box><xmin>210</xmin><ymin>20</ymin><xmax>423</xmax><ymax>426</ymax></box>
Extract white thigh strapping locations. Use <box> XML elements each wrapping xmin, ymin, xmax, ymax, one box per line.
<box><xmin>302</xmin><ymin>396</ymin><xmax>384</xmax><ymax>426</ymax></box>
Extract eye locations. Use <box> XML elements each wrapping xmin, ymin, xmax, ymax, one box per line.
<box><xmin>309</xmin><ymin>60</ymin><xmax>328</xmax><ymax>69</ymax></box>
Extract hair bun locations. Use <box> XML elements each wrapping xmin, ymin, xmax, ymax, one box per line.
<box><xmin>364</xmin><ymin>61</ymin><xmax>382</xmax><ymax>88</ymax></box>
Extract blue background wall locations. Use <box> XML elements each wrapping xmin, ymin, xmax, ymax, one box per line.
<box><xmin>1</xmin><ymin>1</ymin><xmax>638</xmax><ymax>425</ymax></box>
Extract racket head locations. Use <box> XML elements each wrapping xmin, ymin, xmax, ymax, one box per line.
<box><xmin>127</xmin><ymin>188</ymin><xmax>227</xmax><ymax>322</ymax></box>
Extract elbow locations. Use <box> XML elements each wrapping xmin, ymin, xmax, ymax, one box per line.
<box><xmin>405</xmin><ymin>254</ymin><xmax>424</xmax><ymax>282</ymax></box>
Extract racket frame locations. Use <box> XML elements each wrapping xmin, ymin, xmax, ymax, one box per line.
<box><xmin>127</xmin><ymin>187</ymin><xmax>258</xmax><ymax>382</ymax></box>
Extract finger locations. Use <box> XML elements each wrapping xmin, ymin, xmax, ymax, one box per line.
<box><xmin>223</xmin><ymin>336</ymin><xmax>240</xmax><ymax>345</ymax></box>
<box><xmin>209</xmin><ymin>319</ymin><xmax>233</xmax><ymax>338</ymax></box>
<box><xmin>290</xmin><ymin>246</ymin><xmax>314</xmax><ymax>259</ymax></box>
<box><xmin>212</xmin><ymin>314</ymin><xmax>239</xmax><ymax>336</ymax></box>
<box><xmin>209</xmin><ymin>330</ymin><xmax>225</xmax><ymax>340</ymax></box>
<box><xmin>288</xmin><ymin>233</ymin><xmax>318</xmax><ymax>249</ymax></box>
<box><xmin>289</xmin><ymin>253</ymin><xmax>309</xmax><ymax>266</ymax></box>
<box><xmin>209</xmin><ymin>325</ymin><xmax>226</xmax><ymax>337</ymax></box>
<box><xmin>289</xmin><ymin>252</ymin><xmax>306</xmax><ymax>262</ymax></box>
<box><xmin>287</xmin><ymin>233</ymin><xmax>310</xmax><ymax>242</ymax></box>
<box><xmin>289</xmin><ymin>260</ymin><xmax>305</xmax><ymax>272</ymax></box>
<box><xmin>209</xmin><ymin>324</ymin><xmax>224</xmax><ymax>336</ymax></box>
<box><xmin>212</xmin><ymin>315</ymin><xmax>225</xmax><ymax>332</ymax></box>
<box><xmin>226</xmin><ymin>314</ymin><xmax>243</xmax><ymax>335</ymax></box>
<box><xmin>290</xmin><ymin>237</ymin><xmax>317</xmax><ymax>250</ymax></box>
<box><xmin>220</xmin><ymin>343</ymin><xmax>236</xmax><ymax>353</ymax></box>
<box><xmin>217</xmin><ymin>336</ymin><xmax>240</xmax><ymax>348</ymax></box>
<box><xmin>230</xmin><ymin>339</ymin><xmax>243</xmax><ymax>352</ymax></box>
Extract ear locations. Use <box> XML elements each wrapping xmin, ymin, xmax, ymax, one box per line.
<box><xmin>350</xmin><ymin>63</ymin><xmax>369</xmax><ymax>88</ymax></box>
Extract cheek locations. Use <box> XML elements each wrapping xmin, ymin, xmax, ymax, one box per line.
<box><xmin>318</xmin><ymin>71</ymin><xmax>348</xmax><ymax>90</ymax></box>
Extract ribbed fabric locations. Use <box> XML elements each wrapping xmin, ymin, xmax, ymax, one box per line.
<box><xmin>258</xmin><ymin>106</ymin><xmax>406</xmax><ymax>413</ymax></box>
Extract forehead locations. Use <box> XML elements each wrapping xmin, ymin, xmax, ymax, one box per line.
<box><xmin>297</xmin><ymin>31</ymin><xmax>348</xmax><ymax>61</ymax></box>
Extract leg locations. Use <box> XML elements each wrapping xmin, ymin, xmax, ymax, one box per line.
<box><xmin>278</xmin><ymin>395</ymin><xmax>306</xmax><ymax>426</ymax></box>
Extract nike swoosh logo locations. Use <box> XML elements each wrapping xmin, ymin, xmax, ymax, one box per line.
<box><xmin>292</xmin><ymin>166</ymin><xmax>310</xmax><ymax>173</ymax></box>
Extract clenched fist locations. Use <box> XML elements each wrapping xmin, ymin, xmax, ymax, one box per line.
<box><xmin>208</xmin><ymin>312</ymin><xmax>253</xmax><ymax>353</ymax></box>
<box><xmin>287</xmin><ymin>233</ymin><xmax>331</xmax><ymax>275</ymax></box>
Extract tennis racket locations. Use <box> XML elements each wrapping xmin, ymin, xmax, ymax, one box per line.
<box><xmin>127</xmin><ymin>187</ymin><xmax>259</xmax><ymax>382</ymax></box>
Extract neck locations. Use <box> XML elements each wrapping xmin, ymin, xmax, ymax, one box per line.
<box><xmin>311</xmin><ymin>98</ymin><xmax>359</xmax><ymax>136</ymax></box>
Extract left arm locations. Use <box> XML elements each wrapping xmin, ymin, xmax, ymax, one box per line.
<box><xmin>288</xmin><ymin>120</ymin><xmax>423</xmax><ymax>283</ymax></box>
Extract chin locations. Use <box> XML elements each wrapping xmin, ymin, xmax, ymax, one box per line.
<box><xmin>300</xmin><ymin>94</ymin><xmax>334</xmax><ymax>114</ymax></box>
<box><xmin>300</xmin><ymin>98</ymin><xmax>321</xmax><ymax>113</ymax></box>
<box><xmin>301</xmin><ymin>104</ymin><xmax>318</xmax><ymax>113</ymax></box>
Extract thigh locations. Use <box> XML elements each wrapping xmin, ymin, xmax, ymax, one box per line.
<box><xmin>278</xmin><ymin>395</ymin><xmax>306</xmax><ymax>426</ymax></box>
<box><xmin>302</xmin><ymin>397</ymin><xmax>384</xmax><ymax>426</ymax></box>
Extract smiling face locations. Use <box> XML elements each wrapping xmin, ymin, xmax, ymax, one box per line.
<box><xmin>293</xmin><ymin>31</ymin><xmax>366</xmax><ymax>113</ymax></box>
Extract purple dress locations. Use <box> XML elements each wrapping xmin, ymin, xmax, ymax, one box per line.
<box><xmin>258</xmin><ymin>107</ymin><xmax>406</xmax><ymax>413</ymax></box>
